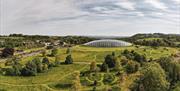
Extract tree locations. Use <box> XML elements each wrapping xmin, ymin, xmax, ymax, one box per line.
<box><xmin>135</xmin><ymin>62</ymin><xmax>169</xmax><ymax>91</ymax></box>
<box><xmin>114</xmin><ymin>59</ymin><xmax>123</xmax><ymax>71</ymax></box>
<box><xmin>41</xmin><ymin>49</ymin><xmax>46</xmax><ymax>57</ymax></box>
<box><xmin>126</xmin><ymin>60</ymin><xmax>140</xmax><ymax>74</ymax></box>
<box><xmin>5</xmin><ymin>56</ymin><xmax>21</xmax><ymax>66</ymax></box>
<box><xmin>158</xmin><ymin>57</ymin><xmax>180</xmax><ymax>82</ymax></box>
<box><xmin>101</xmin><ymin>62</ymin><xmax>109</xmax><ymax>72</ymax></box>
<box><xmin>51</xmin><ymin>48</ymin><xmax>58</xmax><ymax>56</ymax></box>
<box><xmin>21</xmin><ymin>61</ymin><xmax>37</xmax><ymax>76</ymax></box>
<box><xmin>54</xmin><ymin>55</ymin><xmax>61</xmax><ymax>66</ymax></box>
<box><xmin>65</xmin><ymin>55</ymin><xmax>73</xmax><ymax>64</ymax></box>
<box><xmin>66</xmin><ymin>47</ymin><xmax>71</xmax><ymax>54</ymax></box>
<box><xmin>112</xmin><ymin>52</ymin><xmax>115</xmax><ymax>56</ymax></box>
<box><xmin>5</xmin><ymin>63</ymin><xmax>22</xmax><ymax>76</ymax></box>
<box><xmin>12</xmin><ymin>64</ymin><xmax>22</xmax><ymax>76</ymax></box>
<box><xmin>104</xmin><ymin>54</ymin><xmax>116</xmax><ymax>68</ymax></box>
<box><xmin>1</xmin><ymin>47</ymin><xmax>15</xmax><ymax>58</ymax></box>
<box><xmin>71</xmin><ymin>71</ymin><xmax>81</xmax><ymax>91</ymax></box>
<box><xmin>32</xmin><ymin>58</ymin><xmax>43</xmax><ymax>73</ymax></box>
<box><xmin>90</xmin><ymin>61</ymin><xmax>97</xmax><ymax>72</ymax></box>
<box><xmin>42</xmin><ymin>57</ymin><xmax>50</xmax><ymax>65</ymax></box>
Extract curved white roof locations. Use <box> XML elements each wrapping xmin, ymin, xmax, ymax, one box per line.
<box><xmin>83</xmin><ymin>39</ymin><xmax>132</xmax><ymax>47</ymax></box>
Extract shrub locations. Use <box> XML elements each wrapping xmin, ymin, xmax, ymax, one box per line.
<box><xmin>65</xmin><ymin>55</ymin><xmax>73</xmax><ymax>64</ymax></box>
<box><xmin>126</xmin><ymin>61</ymin><xmax>140</xmax><ymax>74</ymax></box>
<box><xmin>1</xmin><ymin>48</ymin><xmax>15</xmax><ymax>58</ymax></box>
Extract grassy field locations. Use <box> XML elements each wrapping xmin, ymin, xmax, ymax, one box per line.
<box><xmin>0</xmin><ymin>45</ymin><xmax>179</xmax><ymax>91</ymax></box>
<box><xmin>58</xmin><ymin>45</ymin><xmax>178</xmax><ymax>62</ymax></box>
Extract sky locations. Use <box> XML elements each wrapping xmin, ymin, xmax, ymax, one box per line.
<box><xmin>0</xmin><ymin>0</ymin><xmax>180</xmax><ymax>36</ymax></box>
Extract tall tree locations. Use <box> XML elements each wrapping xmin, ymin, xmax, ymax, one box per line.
<box><xmin>65</xmin><ymin>55</ymin><xmax>73</xmax><ymax>64</ymax></box>
<box><xmin>71</xmin><ymin>71</ymin><xmax>81</xmax><ymax>91</ymax></box>
<box><xmin>134</xmin><ymin>62</ymin><xmax>169</xmax><ymax>91</ymax></box>
<box><xmin>90</xmin><ymin>61</ymin><xmax>97</xmax><ymax>72</ymax></box>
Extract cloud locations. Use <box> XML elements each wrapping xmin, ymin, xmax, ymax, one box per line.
<box><xmin>115</xmin><ymin>1</ymin><xmax>135</xmax><ymax>10</ymax></box>
<box><xmin>0</xmin><ymin>0</ymin><xmax>179</xmax><ymax>35</ymax></box>
<box><xmin>145</xmin><ymin>0</ymin><xmax>168</xmax><ymax>10</ymax></box>
<box><xmin>172</xmin><ymin>0</ymin><xmax>180</xmax><ymax>4</ymax></box>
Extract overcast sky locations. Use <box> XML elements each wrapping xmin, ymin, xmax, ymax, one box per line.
<box><xmin>0</xmin><ymin>0</ymin><xmax>180</xmax><ymax>36</ymax></box>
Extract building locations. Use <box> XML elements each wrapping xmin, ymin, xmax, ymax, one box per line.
<box><xmin>83</xmin><ymin>39</ymin><xmax>132</xmax><ymax>47</ymax></box>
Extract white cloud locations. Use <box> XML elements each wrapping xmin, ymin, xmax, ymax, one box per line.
<box><xmin>115</xmin><ymin>1</ymin><xmax>135</xmax><ymax>10</ymax></box>
<box><xmin>0</xmin><ymin>0</ymin><xmax>179</xmax><ymax>35</ymax></box>
<box><xmin>172</xmin><ymin>0</ymin><xmax>180</xmax><ymax>4</ymax></box>
<box><xmin>136</xmin><ymin>12</ymin><xmax>145</xmax><ymax>17</ymax></box>
<box><xmin>145</xmin><ymin>0</ymin><xmax>168</xmax><ymax>10</ymax></box>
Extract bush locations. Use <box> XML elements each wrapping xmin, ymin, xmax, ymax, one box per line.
<box><xmin>126</xmin><ymin>61</ymin><xmax>140</xmax><ymax>74</ymax></box>
<box><xmin>104</xmin><ymin>54</ymin><xmax>116</xmax><ymax>68</ymax></box>
<box><xmin>101</xmin><ymin>62</ymin><xmax>109</xmax><ymax>72</ymax></box>
<box><xmin>42</xmin><ymin>57</ymin><xmax>50</xmax><ymax>65</ymax></box>
<box><xmin>65</xmin><ymin>55</ymin><xmax>73</xmax><ymax>64</ymax></box>
<box><xmin>1</xmin><ymin>48</ymin><xmax>15</xmax><ymax>58</ymax></box>
<box><xmin>21</xmin><ymin>61</ymin><xmax>37</xmax><ymax>76</ymax></box>
<box><xmin>51</xmin><ymin>48</ymin><xmax>59</xmax><ymax>56</ymax></box>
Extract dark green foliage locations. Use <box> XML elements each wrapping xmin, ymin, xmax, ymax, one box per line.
<box><xmin>134</xmin><ymin>39</ymin><xmax>176</xmax><ymax>47</ymax></box>
<box><xmin>0</xmin><ymin>89</ymin><xmax>7</xmax><ymax>91</ymax></box>
<box><xmin>131</xmin><ymin>62</ymin><xmax>169</xmax><ymax>91</ymax></box>
<box><xmin>4</xmin><ymin>57</ymin><xmax>22</xmax><ymax>76</ymax></box>
<box><xmin>46</xmin><ymin>45</ymin><xmax>54</xmax><ymax>49</ymax></box>
<box><xmin>5</xmin><ymin>68</ymin><xmax>15</xmax><ymax>76</ymax></box>
<box><xmin>160</xmin><ymin>57</ymin><xmax>180</xmax><ymax>82</ymax></box>
<box><xmin>32</xmin><ymin>58</ymin><xmax>43</xmax><ymax>73</ymax></box>
<box><xmin>112</xmin><ymin>52</ymin><xmax>115</xmax><ymax>56</ymax></box>
<box><xmin>126</xmin><ymin>60</ymin><xmax>140</xmax><ymax>74</ymax></box>
<box><xmin>61</xmin><ymin>36</ymin><xmax>96</xmax><ymax>45</ymax></box>
<box><xmin>104</xmin><ymin>54</ymin><xmax>116</xmax><ymax>68</ymax></box>
<box><xmin>42</xmin><ymin>57</ymin><xmax>50</xmax><ymax>65</ymax></box>
<box><xmin>101</xmin><ymin>62</ymin><xmax>109</xmax><ymax>72</ymax></box>
<box><xmin>51</xmin><ymin>48</ymin><xmax>59</xmax><ymax>56</ymax></box>
<box><xmin>65</xmin><ymin>55</ymin><xmax>73</xmax><ymax>64</ymax></box>
<box><xmin>5</xmin><ymin>56</ymin><xmax>21</xmax><ymax>66</ymax></box>
<box><xmin>158</xmin><ymin>57</ymin><xmax>180</xmax><ymax>82</ymax></box>
<box><xmin>12</xmin><ymin>64</ymin><xmax>22</xmax><ymax>76</ymax></box>
<box><xmin>1</xmin><ymin>48</ymin><xmax>15</xmax><ymax>58</ymax></box>
<box><xmin>21</xmin><ymin>61</ymin><xmax>37</xmax><ymax>76</ymax></box>
<box><xmin>120</xmin><ymin>33</ymin><xmax>180</xmax><ymax>47</ymax></box>
<box><xmin>122</xmin><ymin>50</ymin><xmax>147</xmax><ymax>63</ymax></box>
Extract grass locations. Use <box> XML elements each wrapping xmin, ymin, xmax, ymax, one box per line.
<box><xmin>0</xmin><ymin>45</ymin><xmax>179</xmax><ymax>91</ymax></box>
<box><xmin>58</xmin><ymin>45</ymin><xmax>177</xmax><ymax>62</ymax></box>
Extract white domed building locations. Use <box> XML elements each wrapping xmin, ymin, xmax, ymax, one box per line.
<box><xmin>83</xmin><ymin>39</ymin><xmax>132</xmax><ymax>47</ymax></box>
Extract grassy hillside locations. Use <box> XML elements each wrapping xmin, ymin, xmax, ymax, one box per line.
<box><xmin>0</xmin><ymin>45</ymin><xmax>179</xmax><ymax>91</ymax></box>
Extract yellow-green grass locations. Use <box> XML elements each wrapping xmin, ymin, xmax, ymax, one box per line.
<box><xmin>0</xmin><ymin>64</ymin><xmax>89</xmax><ymax>91</ymax></box>
<box><xmin>58</xmin><ymin>45</ymin><xmax>178</xmax><ymax>63</ymax></box>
